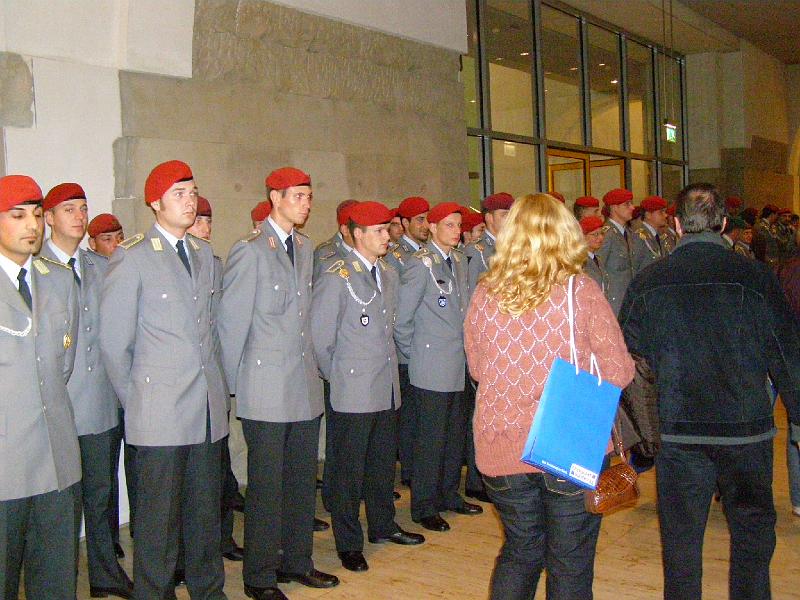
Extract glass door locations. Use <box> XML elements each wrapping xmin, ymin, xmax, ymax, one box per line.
<box><xmin>547</xmin><ymin>149</ymin><xmax>625</xmax><ymax>208</ymax></box>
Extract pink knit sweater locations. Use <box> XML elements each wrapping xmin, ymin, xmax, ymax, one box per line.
<box><xmin>464</xmin><ymin>274</ymin><xmax>635</xmax><ymax>477</ymax></box>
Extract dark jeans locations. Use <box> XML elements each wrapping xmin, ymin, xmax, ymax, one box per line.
<box><xmin>656</xmin><ymin>440</ymin><xmax>776</xmax><ymax>600</ymax></box>
<box><xmin>483</xmin><ymin>472</ymin><xmax>601</xmax><ymax>600</ymax></box>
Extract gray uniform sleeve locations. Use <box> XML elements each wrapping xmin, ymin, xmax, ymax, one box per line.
<box><xmin>394</xmin><ymin>258</ymin><xmax>427</xmax><ymax>361</ymax></box>
<box><xmin>216</xmin><ymin>241</ymin><xmax>258</xmax><ymax>394</ymax></box>
<box><xmin>99</xmin><ymin>248</ymin><xmax>141</xmax><ymax>408</ymax></box>
<box><xmin>310</xmin><ymin>271</ymin><xmax>345</xmax><ymax>381</ymax></box>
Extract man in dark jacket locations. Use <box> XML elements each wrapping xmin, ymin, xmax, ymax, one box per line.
<box><xmin>619</xmin><ymin>183</ymin><xmax>800</xmax><ymax>600</ymax></box>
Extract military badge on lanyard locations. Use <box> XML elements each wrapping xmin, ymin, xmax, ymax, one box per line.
<box><xmin>360</xmin><ymin>314</ymin><xmax>370</xmax><ymax>326</ymax></box>
<box><xmin>438</xmin><ymin>295</ymin><xmax>447</xmax><ymax>308</ymax></box>
<box><xmin>63</xmin><ymin>332</ymin><xmax>72</xmax><ymax>350</ymax></box>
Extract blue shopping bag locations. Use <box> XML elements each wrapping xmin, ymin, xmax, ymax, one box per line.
<box><xmin>521</xmin><ymin>276</ymin><xmax>623</xmax><ymax>489</ymax></box>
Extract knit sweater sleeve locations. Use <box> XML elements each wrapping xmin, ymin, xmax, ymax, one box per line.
<box><xmin>579</xmin><ymin>275</ymin><xmax>635</xmax><ymax>390</ymax></box>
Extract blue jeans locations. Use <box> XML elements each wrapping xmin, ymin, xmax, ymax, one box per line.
<box><xmin>483</xmin><ymin>472</ymin><xmax>601</xmax><ymax>600</ymax></box>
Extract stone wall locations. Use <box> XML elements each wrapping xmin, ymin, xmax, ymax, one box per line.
<box><xmin>114</xmin><ymin>0</ymin><xmax>468</xmax><ymax>258</ymax></box>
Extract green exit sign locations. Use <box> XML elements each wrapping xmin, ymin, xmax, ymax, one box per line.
<box><xmin>664</xmin><ymin>122</ymin><xmax>677</xmax><ymax>144</ymax></box>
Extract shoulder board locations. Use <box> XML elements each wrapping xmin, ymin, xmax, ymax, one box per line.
<box><xmin>388</xmin><ymin>242</ymin><xmax>399</xmax><ymax>251</ymax></box>
<box><xmin>474</xmin><ymin>242</ymin><xmax>484</xmax><ymax>252</ymax></box>
<box><xmin>637</xmin><ymin>229</ymin><xmax>649</xmax><ymax>241</ymax></box>
<box><xmin>119</xmin><ymin>233</ymin><xmax>144</xmax><ymax>250</ymax></box>
<box><xmin>38</xmin><ymin>256</ymin><xmax>70</xmax><ymax>270</ymax></box>
<box><xmin>295</xmin><ymin>231</ymin><xmax>309</xmax><ymax>242</ymax></box>
<box><xmin>188</xmin><ymin>233</ymin><xmax>209</xmax><ymax>245</ymax></box>
<box><xmin>413</xmin><ymin>248</ymin><xmax>430</xmax><ymax>258</ymax></box>
<box><xmin>325</xmin><ymin>259</ymin><xmax>345</xmax><ymax>274</ymax></box>
<box><xmin>320</xmin><ymin>248</ymin><xmax>337</xmax><ymax>260</ymax></box>
<box><xmin>32</xmin><ymin>258</ymin><xmax>50</xmax><ymax>275</ymax></box>
<box><xmin>391</xmin><ymin>250</ymin><xmax>404</xmax><ymax>263</ymax></box>
<box><xmin>315</xmin><ymin>239</ymin><xmax>334</xmax><ymax>251</ymax></box>
<box><xmin>378</xmin><ymin>257</ymin><xmax>388</xmax><ymax>271</ymax></box>
<box><xmin>240</xmin><ymin>229</ymin><xmax>262</xmax><ymax>243</ymax></box>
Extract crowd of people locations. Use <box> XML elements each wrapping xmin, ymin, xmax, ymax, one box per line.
<box><xmin>1</xmin><ymin>161</ymin><xmax>799</xmax><ymax>600</ymax></box>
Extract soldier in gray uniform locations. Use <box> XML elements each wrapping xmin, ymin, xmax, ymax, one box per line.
<box><xmin>395</xmin><ymin>202</ymin><xmax>483</xmax><ymax>532</ymax></box>
<box><xmin>0</xmin><ymin>175</ymin><xmax>80</xmax><ymax>600</ymax></box>
<box><xmin>188</xmin><ymin>196</ymin><xmax>244</xmax><ymax>563</ymax></box>
<box><xmin>313</xmin><ymin>199</ymin><xmax>358</xmax><ymax>281</ymax></box>
<box><xmin>41</xmin><ymin>183</ymin><xmax>133</xmax><ymax>598</ymax></box>
<box><xmin>753</xmin><ymin>205</ymin><xmax>781</xmax><ymax>268</ymax></box>
<box><xmin>631</xmin><ymin>195</ymin><xmax>669</xmax><ymax>272</ymax></box>
<box><xmin>384</xmin><ymin>196</ymin><xmax>430</xmax><ymax>486</ymax></box>
<box><xmin>581</xmin><ymin>215</ymin><xmax>609</xmax><ymax>294</ymax></box>
<box><xmin>596</xmin><ymin>188</ymin><xmax>646</xmax><ymax>315</ymax></box>
<box><xmin>100</xmin><ymin>160</ymin><xmax>229</xmax><ymax>600</ymax></box>
<box><xmin>311</xmin><ymin>202</ymin><xmax>424</xmax><ymax>574</ymax></box>
<box><xmin>217</xmin><ymin>167</ymin><xmax>338</xmax><ymax>600</ymax></box>
<box><xmin>462</xmin><ymin>191</ymin><xmax>514</xmax><ymax>503</ymax></box>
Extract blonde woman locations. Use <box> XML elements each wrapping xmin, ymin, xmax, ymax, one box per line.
<box><xmin>464</xmin><ymin>194</ymin><xmax>634</xmax><ymax>600</ymax></box>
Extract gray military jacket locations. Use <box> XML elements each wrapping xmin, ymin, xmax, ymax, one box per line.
<box><xmin>40</xmin><ymin>244</ymin><xmax>118</xmax><ymax>436</ymax></box>
<box><xmin>99</xmin><ymin>226</ymin><xmax>229</xmax><ymax>446</ymax></box>
<box><xmin>313</xmin><ymin>233</ymin><xmax>352</xmax><ymax>282</ymax></box>
<box><xmin>311</xmin><ymin>256</ymin><xmax>401</xmax><ymax>413</ymax></box>
<box><xmin>631</xmin><ymin>221</ymin><xmax>665</xmax><ymax>272</ymax></box>
<box><xmin>395</xmin><ymin>243</ymin><xmax>468</xmax><ymax>393</ymax></box>
<box><xmin>596</xmin><ymin>220</ymin><xmax>644</xmax><ymax>315</ymax></box>
<box><xmin>0</xmin><ymin>257</ymin><xmax>80</xmax><ymax>500</ymax></box>
<box><xmin>217</xmin><ymin>221</ymin><xmax>323</xmax><ymax>422</ymax></box>
<box><xmin>583</xmin><ymin>254</ymin><xmax>609</xmax><ymax>296</ymax></box>
<box><xmin>463</xmin><ymin>232</ymin><xmax>496</xmax><ymax>296</ymax></box>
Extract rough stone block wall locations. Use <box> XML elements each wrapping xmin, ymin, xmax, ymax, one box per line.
<box><xmin>115</xmin><ymin>0</ymin><xmax>469</xmax><ymax>258</ymax></box>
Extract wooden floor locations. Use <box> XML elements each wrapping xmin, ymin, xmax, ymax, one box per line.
<box><xmin>76</xmin><ymin>407</ymin><xmax>800</xmax><ymax>599</ymax></box>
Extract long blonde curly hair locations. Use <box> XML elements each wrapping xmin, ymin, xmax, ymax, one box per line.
<box><xmin>480</xmin><ymin>193</ymin><xmax>588</xmax><ymax>316</ymax></box>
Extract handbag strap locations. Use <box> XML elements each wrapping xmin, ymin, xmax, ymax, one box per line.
<box><xmin>566</xmin><ymin>275</ymin><xmax>603</xmax><ymax>386</ymax></box>
<box><xmin>611</xmin><ymin>421</ymin><xmax>629</xmax><ymax>464</ymax></box>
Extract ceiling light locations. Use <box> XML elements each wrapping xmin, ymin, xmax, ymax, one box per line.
<box><xmin>569</xmin><ymin>67</ymin><xmax>578</xmax><ymax>71</ymax></box>
<box><xmin>520</xmin><ymin>52</ymin><xmax>530</xmax><ymax>56</ymax></box>
<box><xmin>496</xmin><ymin>57</ymin><xmax>503</xmax><ymax>61</ymax></box>
<box><xmin>598</xmin><ymin>63</ymin><xmax>606</xmax><ymax>67</ymax></box>
<box><xmin>470</xmin><ymin>100</ymin><xmax>476</xmax><ymax>103</ymax></box>
<box><xmin>610</xmin><ymin>79</ymin><xmax>618</xmax><ymax>84</ymax></box>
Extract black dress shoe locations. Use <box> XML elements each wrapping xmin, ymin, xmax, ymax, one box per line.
<box><xmin>173</xmin><ymin>569</ymin><xmax>186</xmax><ymax>586</ymax></box>
<box><xmin>465</xmin><ymin>488</ymin><xmax>491</xmax><ymax>503</ymax></box>
<box><xmin>313</xmin><ymin>517</ymin><xmax>330</xmax><ymax>531</ymax></box>
<box><xmin>113</xmin><ymin>542</ymin><xmax>125</xmax><ymax>559</ymax></box>
<box><xmin>416</xmin><ymin>514</ymin><xmax>450</xmax><ymax>532</ymax></box>
<box><xmin>338</xmin><ymin>550</ymin><xmax>369</xmax><ymax>572</ymax></box>
<box><xmin>231</xmin><ymin>491</ymin><xmax>246</xmax><ymax>512</ymax></box>
<box><xmin>452</xmin><ymin>501</ymin><xmax>483</xmax><ymax>515</ymax></box>
<box><xmin>223</xmin><ymin>544</ymin><xmax>245</xmax><ymax>561</ymax></box>
<box><xmin>369</xmin><ymin>528</ymin><xmax>425</xmax><ymax>545</ymax></box>
<box><xmin>276</xmin><ymin>568</ymin><xmax>340</xmax><ymax>588</ymax></box>
<box><xmin>393</xmin><ymin>490</ymin><xmax>401</xmax><ymax>500</ymax></box>
<box><xmin>244</xmin><ymin>585</ymin><xmax>289</xmax><ymax>600</ymax></box>
<box><xmin>90</xmin><ymin>583</ymin><xmax>133</xmax><ymax>599</ymax></box>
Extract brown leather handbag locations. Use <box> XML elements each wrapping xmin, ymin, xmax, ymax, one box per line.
<box><xmin>584</xmin><ymin>424</ymin><xmax>640</xmax><ymax>515</ymax></box>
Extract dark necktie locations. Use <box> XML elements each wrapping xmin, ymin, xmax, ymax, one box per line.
<box><xmin>67</xmin><ymin>257</ymin><xmax>81</xmax><ymax>286</ymax></box>
<box><xmin>17</xmin><ymin>268</ymin><xmax>32</xmax><ymax>310</ymax></box>
<box><xmin>370</xmin><ymin>265</ymin><xmax>377</xmax><ymax>284</ymax></box>
<box><xmin>623</xmin><ymin>228</ymin><xmax>629</xmax><ymax>246</ymax></box>
<box><xmin>286</xmin><ymin>234</ymin><xmax>295</xmax><ymax>266</ymax></box>
<box><xmin>655</xmin><ymin>232</ymin><xmax>662</xmax><ymax>254</ymax></box>
<box><xmin>176</xmin><ymin>240</ymin><xmax>192</xmax><ymax>276</ymax></box>
<box><xmin>445</xmin><ymin>256</ymin><xmax>453</xmax><ymax>272</ymax></box>
<box><xmin>592</xmin><ymin>255</ymin><xmax>600</xmax><ymax>269</ymax></box>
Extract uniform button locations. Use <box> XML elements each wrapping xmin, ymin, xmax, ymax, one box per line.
<box><xmin>350</xmin><ymin>369</ymin><xmax>354</xmax><ymax>374</ymax></box>
<box><xmin>36</xmin><ymin>356</ymin><xmax>41</xmax><ymax>362</ymax></box>
<box><xmin>274</xmin><ymin>284</ymin><xmax>280</xmax><ymax>290</ymax></box>
<box><xmin>193</xmin><ymin>296</ymin><xmax>198</xmax><ymax>301</ymax></box>
<box><xmin>201</xmin><ymin>365</ymin><xmax>205</xmax><ymax>370</ymax></box>
<box><xmin>42</xmin><ymin>404</ymin><xmax>46</xmax><ymax>411</ymax></box>
<box><xmin>145</xmin><ymin>376</ymin><xmax>150</xmax><ymax>383</ymax></box>
<box><xmin>300</xmin><ymin>332</ymin><xmax>304</xmax><ymax>337</ymax></box>
<box><xmin>87</xmin><ymin>346</ymin><xmax>91</xmax><ymax>352</ymax></box>
<box><xmin>301</xmin><ymin>352</ymin><xmax>305</xmax><ymax>357</ymax></box>
<box><xmin>425</xmin><ymin>344</ymin><xmax>430</xmax><ymax>348</ymax></box>
<box><xmin>197</xmin><ymin>319</ymin><xmax>201</xmax><ymax>324</ymax></box>
<box><xmin>87</xmin><ymin>366</ymin><xmax>92</xmax><ymax>372</ymax></box>
<box><xmin>86</xmin><ymin>326</ymin><xmax>91</xmax><ymax>332</ymax></box>
<box><xmin>297</xmin><ymin>291</ymin><xmax>301</xmax><ymax>296</ymax></box>
<box><xmin>382</xmin><ymin>309</ymin><xmax>386</xmax><ymax>314</ymax></box>
<box><xmin>299</xmin><ymin>312</ymin><xmax>302</xmax><ymax>317</ymax></box>
<box><xmin>257</xmin><ymin>360</ymin><xmax>262</xmax><ymax>366</ymax></box>
<box><xmin>83</xmin><ymin>306</ymin><xmax>89</xmax><ymax>311</ymax></box>
<box><xmin>39</xmin><ymin>380</ymin><xmax>44</xmax><ymax>387</ymax></box>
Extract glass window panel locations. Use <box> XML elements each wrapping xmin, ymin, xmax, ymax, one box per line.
<box><xmin>589</xmin><ymin>154</ymin><xmax>625</xmax><ymax>199</ymax></box>
<box><xmin>548</xmin><ymin>152</ymin><xmax>585</xmax><ymax>205</ymax></box>
<box><xmin>485</xmin><ymin>0</ymin><xmax>534</xmax><ymax>136</ymax></box>
<box><xmin>631</xmin><ymin>159</ymin><xmax>655</xmax><ymax>199</ymax></box>
<box><xmin>627</xmin><ymin>41</ymin><xmax>655</xmax><ymax>155</ymax></box>
<box><xmin>587</xmin><ymin>26</ymin><xmax>621</xmax><ymax>151</ymax></box>
<box><xmin>658</xmin><ymin>53</ymin><xmax>683</xmax><ymax>160</ymax></box>
<box><xmin>661</xmin><ymin>163</ymin><xmax>684</xmax><ymax>202</ymax></box>
<box><xmin>492</xmin><ymin>140</ymin><xmax>538</xmax><ymax>198</ymax></box>
<box><xmin>468</xmin><ymin>136</ymin><xmax>484</xmax><ymax>209</ymax></box>
<box><xmin>542</xmin><ymin>6</ymin><xmax>582</xmax><ymax>145</ymax></box>
<box><xmin>463</xmin><ymin>1</ymin><xmax>480</xmax><ymax>128</ymax></box>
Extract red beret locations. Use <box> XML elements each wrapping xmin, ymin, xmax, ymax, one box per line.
<box><xmin>580</xmin><ymin>216</ymin><xmax>605</xmax><ymax>235</ymax></box>
<box><xmin>461</xmin><ymin>211</ymin><xmax>484</xmax><ymax>233</ymax></box>
<box><xmin>549</xmin><ymin>191</ymin><xmax>566</xmax><ymax>204</ymax></box>
<box><xmin>778</xmin><ymin>207</ymin><xmax>792</xmax><ymax>215</ymax></box>
<box><xmin>481</xmin><ymin>192</ymin><xmax>514</xmax><ymax>212</ymax></box>
<box><xmin>196</xmin><ymin>196</ymin><xmax>212</xmax><ymax>217</ymax></box>
<box><xmin>43</xmin><ymin>182</ymin><xmax>86</xmax><ymax>212</ymax></box>
<box><xmin>0</xmin><ymin>175</ymin><xmax>43</xmax><ymax>212</ymax></box>
<box><xmin>641</xmin><ymin>195</ymin><xmax>667</xmax><ymax>212</ymax></box>
<box><xmin>266</xmin><ymin>167</ymin><xmax>311</xmax><ymax>190</ymax></box>
<box><xmin>603</xmin><ymin>188</ymin><xmax>633</xmax><ymax>206</ymax></box>
<box><xmin>427</xmin><ymin>202</ymin><xmax>468</xmax><ymax>224</ymax></box>
<box><xmin>349</xmin><ymin>201</ymin><xmax>392</xmax><ymax>226</ymax></box>
<box><xmin>250</xmin><ymin>200</ymin><xmax>272</xmax><ymax>223</ymax></box>
<box><xmin>145</xmin><ymin>160</ymin><xmax>193</xmax><ymax>205</ymax></box>
<box><xmin>337</xmin><ymin>200</ymin><xmax>359</xmax><ymax>226</ymax></box>
<box><xmin>397</xmin><ymin>196</ymin><xmax>430</xmax><ymax>219</ymax></box>
<box><xmin>765</xmin><ymin>203</ymin><xmax>780</xmax><ymax>212</ymax></box>
<box><xmin>725</xmin><ymin>196</ymin><xmax>743</xmax><ymax>209</ymax></box>
<box><xmin>389</xmin><ymin>208</ymin><xmax>400</xmax><ymax>219</ymax></box>
<box><xmin>575</xmin><ymin>196</ymin><xmax>600</xmax><ymax>208</ymax></box>
<box><xmin>88</xmin><ymin>213</ymin><xmax>122</xmax><ymax>238</ymax></box>
<box><xmin>666</xmin><ymin>204</ymin><xmax>676</xmax><ymax>217</ymax></box>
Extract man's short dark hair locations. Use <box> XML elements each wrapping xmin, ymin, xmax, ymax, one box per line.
<box><xmin>347</xmin><ymin>219</ymin><xmax>366</xmax><ymax>239</ymax></box>
<box><xmin>676</xmin><ymin>183</ymin><xmax>725</xmax><ymax>234</ymax></box>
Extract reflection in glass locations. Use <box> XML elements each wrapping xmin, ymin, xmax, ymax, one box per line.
<box><xmin>631</xmin><ymin>159</ymin><xmax>654</xmax><ymax>199</ymax></box>
<box><xmin>468</xmin><ymin>136</ymin><xmax>484</xmax><ymax>208</ymax></box>
<box><xmin>548</xmin><ymin>153</ymin><xmax>585</xmax><ymax>204</ymax></box>
<box><xmin>658</xmin><ymin>53</ymin><xmax>683</xmax><ymax>160</ymax></box>
<box><xmin>627</xmin><ymin>41</ymin><xmax>655</xmax><ymax>155</ymax></box>
<box><xmin>542</xmin><ymin>6</ymin><xmax>582</xmax><ymax>145</ymax></box>
<box><xmin>589</xmin><ymin>155</ymin><xmax>624</xmax><ymax>200</ymax></box>
<box><xmin>661</xmin><ymin>163</ymin><xmax>684</xmax><ymax>202</ymax></box>
<box><xmin>485</xmin><ymin>1</ymin><xmax>534</xmax><ymax>136</ymax></box>
<box><xmin>464</xmin><ymin>0</ymin><xmax>480</xmax><ymax>128</ymax></box>
<box><xmin>492</xmin><ymin>140</ymin><xmax>538</xmax><ymax>198</ymax></box>
<box><xmin>588</xmin><ymin>25</ymin><xmax>621</xmax><ymax>150</ymax></box>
